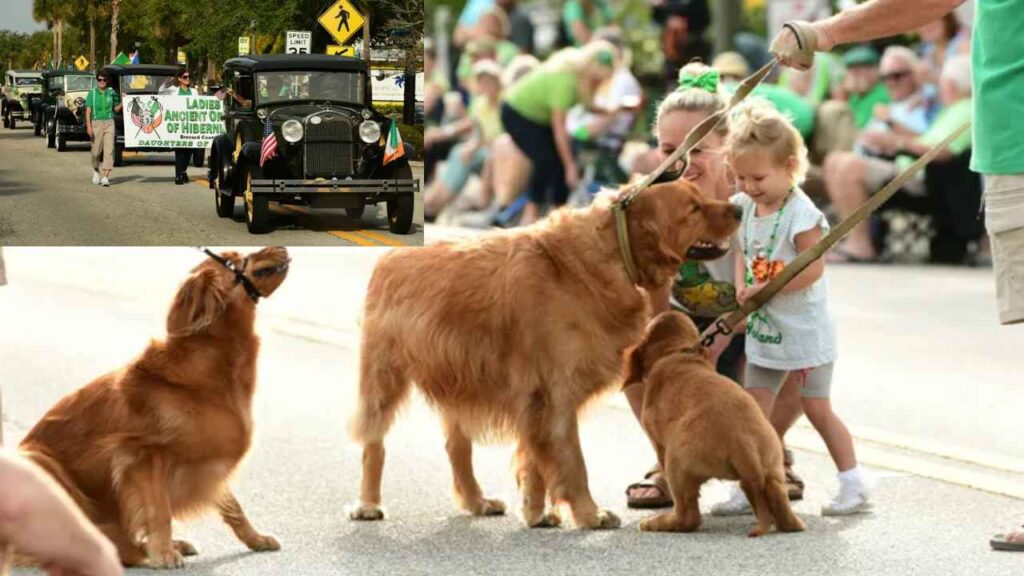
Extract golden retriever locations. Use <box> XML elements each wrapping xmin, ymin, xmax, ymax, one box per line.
<box><xmin>349</xmin><ymin>179</ymin><xmax>741</xmax><ymax>529</ymax></box>
<box><xmin>624</xmin><ymin>311</ymin><xmax>805</xmax><ymax>536</ymax></box>
<box><xmin>16</xmin><ymin>247</ymin><xmax>290</xmax><ymax>568</ymax></box>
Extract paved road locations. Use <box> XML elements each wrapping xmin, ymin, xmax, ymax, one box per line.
<box><xmin>0</xmin><ymin>125</ymin><xmax>424</xmax><ymax>246</ymax></box>
<box><xmin>2</xmin><ymin>249</ymin><xmax>1022</xmax><ymax>575</ymax></box>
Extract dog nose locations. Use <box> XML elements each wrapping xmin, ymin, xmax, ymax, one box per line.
<box><xmin>732</xmin><ymin>204</ymin><xmax>744</xmax><ymax>220</ymax></box>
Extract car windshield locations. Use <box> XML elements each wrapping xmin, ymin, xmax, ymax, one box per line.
<box><xmin>65</xmin><ymin>75</ymin><xmax>94</xmax><ymax>92</ymax></box>
<box><xmin>121</xmin><ymin>74</ymin><xmax>176</xmax><ymax>94</ymax></box>
<box><xmin>15</xmin><ymin>77</ymin><xmax>42</xmax><ymax>86</ymax></box>
<box><xmin>256</xmin><ymin>71</ymin><xmax>363</xmax><ymax>105</ymax></box>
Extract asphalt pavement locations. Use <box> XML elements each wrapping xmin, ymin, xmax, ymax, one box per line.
<box><xmin>1</xmin><ymin>248</ymin><xmax>1022</xmax><ymax>575</ymax></box>
<box><xmin>0</xmin><ymin>125</ymin><xmax>424</xmax><ymax>246</ymax></box>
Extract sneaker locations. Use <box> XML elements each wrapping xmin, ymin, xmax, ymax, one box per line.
<box><xmin>101</xmin><ymin>176</ymin><xmax>110</xmax><ymax>187</ymax></box>
<box><xmin>821</xmin><ymin>487</ymin><xmax>872</xmax><ymax>516</ymax></box>
<box><xmin>92</xmin><ymin>171</ymin><xmax>101</xmax><ymax>185</ymax></box>
<box><xmin>710</xmin><ymin>487</ymin><xmax>753</xmax><ymax>516</ymax></box>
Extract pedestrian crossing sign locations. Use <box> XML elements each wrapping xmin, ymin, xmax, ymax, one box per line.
<box><xmin>318</xmin><ymin>0</ymin><xmax>365</xmax><ymax>46</ymax></box>
<box><xmin>75</xmin><ymin>55</ymin><xmax>90</xmax><ymax>71</ymax></box>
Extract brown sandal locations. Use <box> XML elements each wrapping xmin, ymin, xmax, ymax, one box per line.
<box><xmin>626</xmin><ymin>467</ymin><xmax>673</xmax><ymax>509</ymax></box>
<box><xmin>991</xmin><ymin>525</ymin><xmax>1024</xmax><ymax>552</ymax></box>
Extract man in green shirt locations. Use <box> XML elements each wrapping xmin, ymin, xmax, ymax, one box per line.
<box><xmin>85</xmin><ymin>71</ymin><xmax>123</xmax><ymax>186</ymax></box>
<box><xmin>771</xmin><ymin>0</ymin><xmax>1024</xmax><ymax>552</ymax></box>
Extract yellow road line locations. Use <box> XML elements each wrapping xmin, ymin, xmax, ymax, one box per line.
<box><xmin>354</xmin><ymin>230</ymin><xmax>405</xmax><ymax>247</ymax></box>
<box><xmin>327</xmin><ymin>230</ymin><xmax>379</xmax><ymax>246</ymax></box>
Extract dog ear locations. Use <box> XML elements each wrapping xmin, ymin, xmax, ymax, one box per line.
<box><xmin>622</xmin><ymin>344</ymin><xmax>646</xmax><ymax>388</ymax></box>
<box><xmin>167</xmin><ymin>268</ymin><xmax>228</xmax><ymax>336</ymax></box>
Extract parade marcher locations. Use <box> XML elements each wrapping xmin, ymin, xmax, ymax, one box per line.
<box><xmin>85</xmin><ymin>71</ymin><xmax>122</xmax><ymax>187</ymax></box>
<box><xmin>500</xmin><ymin>40</ymin><xmax>618</xmax><ymax>225</ymax></box>
<box><xmin>711</xmin><ymin>103</ymin><xmax>870</xmax><ymax>517</ymax></box>
<box><xmin>0</xmin><ymin>452</ymin><xmax>124</xmax><ymax>576</ymax></box>
<box><xmin>625</xmin><ymin>64</ymin><xmax>806</xmax><ymax>509</ymax></box>
<box><xmin>770</xmin><ymin>0</ymin><xmax>1024</xmax><ymax>546</ymax></box>
<box><xmin>163</xmin><ymin>69</ymin><xmax>199</xmax><ymax>185</ymax></box>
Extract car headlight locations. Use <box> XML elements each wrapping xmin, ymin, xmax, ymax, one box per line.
<box><xmin>281</xmin><ymin>119</ymin><xmax>303</xmax><ymax>143</ymax></box>
<box><xmin>359</xmin><ymin>120</ymin><xmax>380</xmax><ymax>144</ymax></box>
<box><xmin>361</xmin><ymin>109</ymin><xmax>372</xmax><ymax>120</ymax></box>
<box><xmin>74</xmin><ymin>97</ymin><xmax>85</xmax><ymax>109</ymax></box>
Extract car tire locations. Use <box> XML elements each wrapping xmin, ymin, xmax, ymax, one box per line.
<box><xmin>213</xmin><ymin>157</ymin><xmax>235</xmax><ymax>219</ymax></box>
<box><xmin>193</xmin><ymin>149</ymin><xmax>205</xmax><ymax>168</ymax></box>
<box><xmin>387</xmin><ymin>193</ymin><xmax>414</xmax><ymax>234</ymax></box>
<box><xmin>345</xmin><ymin>204</ymin><xmax>365</xmax><ymax>219</ymax></box>
<box><xmin>113</xmin><ymin>143</ymin><xmax>124</xmax><ymax>167</ymax></box>
<box><xmin>56</xmin><ymin>125</ymin><xmax>66</xmax><ymax>152</ymax></box>
<box><xmin>46</xmin><ymin>122</ymin><xmax>55</xmax><ymax>149</ymax></box>
<box><xmin>244</xmin><ymin>170</ymin><xmax>270</xmax><ymax>234</ymax></box>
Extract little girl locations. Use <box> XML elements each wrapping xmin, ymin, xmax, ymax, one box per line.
<box><xmin>711</xmin><ymin>103</ymin><xmax>870</xmax><ymax>517</ymax></box>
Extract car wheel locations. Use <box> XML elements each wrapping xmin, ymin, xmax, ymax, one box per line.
<box><xmin>386</xmin><ymin>193</ymin><xmax>414</xmax><ymax>234</ymax></box>
<box><xmin>213</xmin><ymin>157</ymin><xmax>235</xmax><ymax>218</ymax></box>
<box><xmin>56</xmin><ymin>125</ymin><xmax>66</xmax><ymax>152</ymax></box>
<box><xmin>193</xmin><ymin>149</ymin><xmax>205</xmax><ymax>168</ymax></box>
<box><xmin>244</xmin><ymin>171</ymin><xmax>270</xmax><ymax>234</ymax></box>
<box><xmin>345</xmin><ymin>204</ymin><xmax>365</xmax><ymax>219</ymax></box>
<box><xmin>46</xmin><ymin>121</ymin><xmax>55</xmax><ymax>149</ymax></box>
<box><xmin>113</xmin><ymin>143</ymin><xmax>124</xmax><ymax>167</ymax></box>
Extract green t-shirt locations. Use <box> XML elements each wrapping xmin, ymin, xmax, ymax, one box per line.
<box><xmin>505</xmin><ymin>70</ymin><xmax>579</xmax><ymax>126</ymax></box>
<box><xmin>85</xmin><ymin>87</ymin><xmax>120</xmax><ymax>121</ymax></box>
<box><xmin>563</xmin><ymin>0</ymin><xmax>613</xmax><ymax>46</ymax></box>
<box><xmin>971</xmin><ymin>0</ymin><xmax>1024</xmax><ymax>174</ymax></box>
<box><xmin>847</xmin><ymin>82</ymin><xmax>890</xmax><ymax>129</ymax></box>
<box><xmin>896</xmin><ymin>98</ymin><xmax>972</xmax><ymax>171</ymax></box>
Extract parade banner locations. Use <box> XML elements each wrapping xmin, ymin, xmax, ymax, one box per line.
<box><xmin>122</xmin><ymin>95</ymin><xmax>225</xmax><ymax>149</ymax></box>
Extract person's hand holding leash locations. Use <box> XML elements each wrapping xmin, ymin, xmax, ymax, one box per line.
<box><xmin>769</xmin><ymin>21</ymin><xmax>836</xmax><ymax>70</ymax></box>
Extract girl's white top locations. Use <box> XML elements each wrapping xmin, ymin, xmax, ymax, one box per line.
<box><xmin>733</xmin><ymin>188</ymin><xmax>837</xmax><ymax>370</ymax></box>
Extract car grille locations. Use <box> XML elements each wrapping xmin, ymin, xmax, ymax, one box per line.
<box><xmin>303</xmin><ymin>113</ymin><xmax>355</xmax><ymax>179</ymax></box>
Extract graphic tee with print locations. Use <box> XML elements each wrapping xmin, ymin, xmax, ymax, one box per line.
<box><xmin>733</xmin><ymin>189</ymin><xmax>837</xmax><ymax>370</ymax></box>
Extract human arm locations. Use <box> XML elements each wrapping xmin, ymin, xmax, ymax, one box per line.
<box><xmin>770</xmin><ymin>0</ymin><xmax>966</xmax><ymax>69</ymax></box>
<box><xmin>780</xmin><ymin>226</ymin><xmax>825</xmax><ymax>293</ymax></box>
<box><xmin>0</xmin><ymin>454</ymin><xmax>123</xmax><ymax>576</ymax></box>
<box><xmin>85</xmin><ymin>105</ymin><xmax>93</xmax><ymax>140</ymax></box>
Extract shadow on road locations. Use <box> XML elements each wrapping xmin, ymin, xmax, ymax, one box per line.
<box><xmin>0</xmin><ymin>170</ymin><xmax>31</xmax><ymax>196</ymax></box>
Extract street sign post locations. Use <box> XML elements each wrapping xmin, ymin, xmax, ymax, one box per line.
<box><xmin>327</xmin><ymin>45</ymin><xmax>356</xmax><ymax>56</ymax></box>
<box><xmin>74</xmin><ymin>55</ymin><xmax>90</xmax><ymax>71</ymax></box>
<box><xmin>318</xmin><ymin>0</ymin><xmax>365</xmax><ymax>45</ymax></box>
<box><xmin>286</xmin><ymin>31</ymin><xmax>312</xmax><ymax>55</ymax></box>
<box><xmin>238</xmin><ymin>37</ymin><xmax>251</xmax><ymax>56</ymax></box>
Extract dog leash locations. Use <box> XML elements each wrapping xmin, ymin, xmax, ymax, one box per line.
<box><xmin>699</xmin><ymin>120</ymin><xmax>972</xmax><ymax>347</ymax></box>
<box><xmin>614</xmin><ymin>59</ymin><xmax>778</xmax><ymax>284</ymax></box>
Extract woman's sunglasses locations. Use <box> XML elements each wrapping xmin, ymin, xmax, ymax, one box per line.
<box><xmin>96</xmin><ymin>77</ymin><xmax>107</xmax><ymax>83</ymax></box>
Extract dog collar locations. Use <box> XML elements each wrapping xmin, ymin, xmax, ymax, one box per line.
<box><xmin>198</xmin><ymin>247</ymin><xmax>263</xmax><ymax>303</ymax></box>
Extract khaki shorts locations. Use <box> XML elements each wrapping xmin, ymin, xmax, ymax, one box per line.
<box><xmin>984</xmin><ymin>175</ymin><xmax>1024</xmax><ymax>325</ymax></box>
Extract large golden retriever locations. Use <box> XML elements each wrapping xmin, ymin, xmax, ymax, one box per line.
<box><xmin>349</xmin><ymin>180</ymin><xmax>741</xmax><ymax>529</ymax></box>
<box><xmin>624</xmin><ymin>312</ymin><xmax>805</xmax><ymax>537</ymax></box>
<box><xmin>16</xmin><ymin>247</ymin><xmax>290</xmax><ymax>568</ymax></box>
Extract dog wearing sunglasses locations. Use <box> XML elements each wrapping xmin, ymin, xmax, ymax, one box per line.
<box><xmin>16</xmin><ymin>247</ymin><xmax>290</xmax><ymax>568</ymax></box>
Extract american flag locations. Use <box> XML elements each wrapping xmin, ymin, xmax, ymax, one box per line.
<box><xmin>259</xmin><ymin>116</ymin><xmax>278</xmax><ymax>167</ymax></box>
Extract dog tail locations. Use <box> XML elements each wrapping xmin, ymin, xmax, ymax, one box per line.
<box><xmin>348</xmin><ymin>323</ymin><xmax>413</xmax><ymax>445</ymax></box>
<box><xmin>765</xmin><ymin>472</ymin><xmax>805</xmax><ymax>533</ymax></box>
<box><xmin>19</xmin><ymin>448</ymin><xmax>99</xmax><ymax>521</ymax></box>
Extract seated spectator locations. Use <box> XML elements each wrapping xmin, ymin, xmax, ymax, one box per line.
<box><xmin>857</xmin><ymin>46</ymin><xmax>935</xmax><ymax>157</ymax></box>
<box><xmin>822</xmin><ymin>54</ymin><xmax>972</xmax><ymax>263</ymax></box>
<box><xmin>562</xmin><ymin>0</ymin><xmax>614</xmax><ymax>47</ymax></box>
<box><xmin>425</xmin><ymin>61</ymin><xmax>504</xmax><ymax>220</ymax></box>
<box><xmin>809</xmin><ymin>45</ymin><xmax>888</xmax><ymax>164</ymax></box>
<box><xmin>425</xmin><ymin>93</ymin><xmax>471</xmax><ymax>185</ymax></box>
<box><xmin>916</xmin><ymin>12</ymin><xmax>970</xmax><ymax>93</ymax></box>
<box><xmin>497</xmin><ymin>0</ymin><xmax>535</xmax><ymax>54</ymax></box>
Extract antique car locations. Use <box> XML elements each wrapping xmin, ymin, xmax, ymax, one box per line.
<box><xmin>36</xmin><ymin>70</ymin><xmax>95</xmax><ymax>150</ymax></box>
<box><xmin>100</xmin><ymin>63</ymin><xmax>203</xmax><ymax>168</ymax></box>
<box><xmin>208</xmin><ymin>54</ymin><xmax>419</xmax><ymax>234</ymax></box>
<box><xmin>2</xmin><ymin>70</ymin><xmax>44</xmax><ymax>130</ymax></box>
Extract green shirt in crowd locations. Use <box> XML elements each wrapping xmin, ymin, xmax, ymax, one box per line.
<box><xmin>848</xmin><ymin>82</ymin><xmax>890</xmax><ymax>129</ymax></box>
<box><xmin>563</xmin><ymin>0</ymin><xmax>613</xmax><ymax>46</ymax></box>
<box><xmin>85</xmin><ymin>86</ymin><xmax>120</xmax><ymax>121</ymax></box>
<box><xmin>896</xmin><ymin>98</ymin><xmax>972</xmax><ymax>172</ymax></box>
<box><xmin>505</xmin><ymin>69</ymin><xmax>579</xmax><ymax>126</ymax></box>
<box><xmin>971</xmin><ymin>0</ymin><xmax>1024</xmax><ymax>174</ymax></box>
<box><xmin>469</xmin><ymin>96</ymin><xmax>503</xmax><ymax>145</ymax></box>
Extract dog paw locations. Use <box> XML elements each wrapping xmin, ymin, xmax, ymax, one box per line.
<box><xmin>247</xmin><ymin>534</ymin><xmax>281</xmax><ymax>552</ymax></box>
<box><xmin>747</xmin><ymin>526</ymin><xmax>768</xmax><ymax>538</ymax></box>
<box><xmin>468</xmin><ymin>497</ymin><xmax>506</xmax><ymax>517</ymax></box>
<box><xmin>578</xmin><ymin>509</ymin><xmax>620</xmax><ymax>530</ymax></box>
<box><xmin>173</xmin><ymin>540</ymin><xmax>199</xmax><ymax>556</ymax></box>
<box><xmin>526</xmin><ymin>510</ymin><xmax>562</xmax><ymax>528</ymax></box>
<box><xmin>146</xmin><ymin>548</ymin><xmax>185</xmax><ymax>569</ymax></box>
<box><xmin>348</xmin><ymin>502</ymin><xmax>385</xmax><ymax>521</ymax></box>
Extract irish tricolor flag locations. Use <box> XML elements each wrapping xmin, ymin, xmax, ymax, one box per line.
<box><xmin>382</xmin><ymin>121</ymin><xmax>405</xmax><ymax>165</ymax></box>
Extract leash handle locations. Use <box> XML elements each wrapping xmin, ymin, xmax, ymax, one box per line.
<box><xmin>700</xmin><ymin>317</ymin><xmax>734</xmax><ymax>348</ymax></box>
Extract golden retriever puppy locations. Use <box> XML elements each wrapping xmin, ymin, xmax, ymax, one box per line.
<box><xmin>16</xmin><ymin>247</ymin><xmax>290</xmax><ymax>568</ymax></box>
<box><xmin>624</xmin><ymin>311</ymin><xmax>806</xmax><ymax>537</ymax></box>
<box><xmin>350</xmin><ymin>179</ymin><xmax>741</xmax><ymax>529</ymax></box>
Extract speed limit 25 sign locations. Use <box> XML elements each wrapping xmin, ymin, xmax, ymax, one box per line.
<box><xmin>286</xmin><ymin>31</ymin><xmax>312</xmax><ymax>54</ymax></box>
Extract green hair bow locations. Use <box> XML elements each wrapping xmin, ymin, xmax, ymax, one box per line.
<box><xmin>678</xmin><ymin>70</ymin><xmax>720</xmax><ymax>93</ymax></box>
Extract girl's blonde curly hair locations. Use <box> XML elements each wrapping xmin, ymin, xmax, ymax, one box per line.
<box><xmin>726</xmin><ymin>101</ymin><xmax>809</xmax><ymax>184</ymax></box>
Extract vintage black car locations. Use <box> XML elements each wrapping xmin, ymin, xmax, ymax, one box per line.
<box><xmin>100</xmin><ymin>63</ymin><xmax>203</xmax><ymax>168</ymax></box>
<box><xmin>208</xmin><ymin>55</ymin><xmax>419</xmax><ymax>234</ymax></box>
<box><xmin>35</xmin><ymin>70</ymin><xmax>95</xmax><ymax>150</ymax></box>
<box><xmin>2</xmin><ymin>70</ymin><xmax>44</xmax><ymax>130</ymax></box>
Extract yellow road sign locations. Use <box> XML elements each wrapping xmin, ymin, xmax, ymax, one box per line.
<box><xmin>177</xmin><ymin>49</ymin><xmax>187</xmax><ymax>65</ymax></box>
<box><xmin>318</xmin><ymin>0</ymin><xmax>364</xmax><ymax>45</ymax></box>
<box><xmin>327</xmin><ymin>45</ymin><xmax>356</xmax><ymax>57</ymax></box>
<box><xmin>74</xmin><ymin>55</ymin><xmax>89</xmax><ymax>71</ymax></box>
<box><xmin>238</xmin><ymin>37</ymin><xmax>251</xmax><ymax>56</ymax></box>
